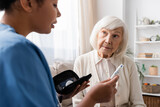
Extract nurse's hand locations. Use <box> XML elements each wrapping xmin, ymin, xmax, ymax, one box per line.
<box><xmin>90</xmin><ymin>76</ymin><xmax>118</xmax><ymax>103</ymax></box>
<box><xmin>78</xmin><ymin>76</ymin><xmax>119</xmax><ymax>107</ymax></box>
<box><xmin>60</xmin><ymin>81</ymin><xmax>90</xmax><ymax>100</ymax></box>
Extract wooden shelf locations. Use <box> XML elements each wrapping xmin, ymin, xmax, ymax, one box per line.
<box><xmin>135</xmin><ymin>41</ymin><xmax>160</xmax><ymax>44</ymax></box>
<box><xmin>143</xmin><ymin>92</ymin><xmax>160</xmax><ymax>97</ymax></box>
<box><xmin>136</xmin><ymin>24</ymin><xmax>160</xmax><ymax>28</ymax></box>
<box><xmin>134</xmin><ymin>58</ymin><xmax>160</xmax><ymax>60</ymax></box>
<box><xmin>144</xmin><ymin>75</ymin><xmax>160</xmax><ymax>78</ymax></box>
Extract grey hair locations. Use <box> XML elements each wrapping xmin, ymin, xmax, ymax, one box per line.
<box><xmin>90</xmin><ymin>16</ymin><xmax>128</xmax><ymax>57</ymax></box>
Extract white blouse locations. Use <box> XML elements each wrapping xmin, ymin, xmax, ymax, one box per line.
<box><xmin>96</xmin><ymin>58</ymin><xmax>116</xmax><ymax>107</ymax></box>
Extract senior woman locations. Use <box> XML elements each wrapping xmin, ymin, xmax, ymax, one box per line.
<box><xmin>72</xmin><ymin>16</ymin><xmax>145</xmax><ymax>107</ymax></box>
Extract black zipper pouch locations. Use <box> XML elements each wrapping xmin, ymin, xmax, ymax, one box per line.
<box><xmin>53</xmin><ymin>70</ymin><xmax>92</xmax><ymax>95</ymax></box>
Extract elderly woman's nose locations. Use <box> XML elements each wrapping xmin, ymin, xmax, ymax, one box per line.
<box><xmin>105</xmin><ymin>36</ymin><xmax>112</xmax><ymax>44</ymax></box>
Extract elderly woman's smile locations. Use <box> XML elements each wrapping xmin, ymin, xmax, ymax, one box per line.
<box><xmin>97</xmin><ymin>27</ymin><xmax>123</xmax><ymax>58</ymax></box>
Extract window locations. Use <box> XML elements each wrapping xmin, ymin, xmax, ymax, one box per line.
<box><xmin>0</xmin><ymin>11</ymin><xmax>4</xmax><ymax>20</ymax></box>
<box><xmin>27</xmin><ymin>0</ymin><xmax>79</xmax><ymax>65</ymax></box>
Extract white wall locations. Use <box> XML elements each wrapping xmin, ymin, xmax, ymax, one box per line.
<box><xmin>124</xmin><ymin>0</ymin><xmax>137</xmax><ymax>53</ymax></box>
<box><xmin>93</xmin><ymin>0</ymin><xmax>124</xmax><ymax>24</ymax></box>
<box><xmin>137</xmin><ymin>0</ymin><xmax>160</xmax><ymax>21</ymax></box>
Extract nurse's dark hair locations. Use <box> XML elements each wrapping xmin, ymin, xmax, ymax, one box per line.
<box><xmin>0</xmin><ymin>0</ymin><xmax>44</xmax><ymax>11</ymax></box>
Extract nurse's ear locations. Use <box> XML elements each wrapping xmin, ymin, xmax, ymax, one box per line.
<box><xmin>19</xmin><ymin>0</ymin><xmax>33</xmax><ymax>12</ymax></box>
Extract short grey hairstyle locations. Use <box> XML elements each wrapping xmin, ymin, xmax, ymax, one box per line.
<box><xmin>90</xmin><ymin>16</ymin><xmax>128</xmax><ymax>57</ymax></box>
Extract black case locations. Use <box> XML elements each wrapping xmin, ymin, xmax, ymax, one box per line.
<box><xmin>53</xmin><ymin>70</ymin><xmax>92</xmax><ymax>95</ymax></box>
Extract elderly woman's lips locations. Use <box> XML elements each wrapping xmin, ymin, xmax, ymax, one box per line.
<box><xmin>103</xmin><ymin>47</ymin><xmax>112</xmax><ymax>49</ymax></box>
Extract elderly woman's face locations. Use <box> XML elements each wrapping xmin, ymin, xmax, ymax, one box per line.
<box><xmin>97</xmin><ymin>27</ymin><xmax>123</xmax><ymax>58</ymax></box>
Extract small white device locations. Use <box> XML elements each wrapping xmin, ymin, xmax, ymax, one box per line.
<box><xmin>110</xmin><ymin>64</ymin><xmax>124</xmax><ymax>79</ymax></box>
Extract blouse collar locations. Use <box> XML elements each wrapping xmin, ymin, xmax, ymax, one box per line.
<box><xmin>94</xmin><ymin>50</ymin><xmax>122</xmax><ymax>67</ymax></box>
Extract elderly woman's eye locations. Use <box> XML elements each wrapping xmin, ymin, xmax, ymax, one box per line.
<box><xmin>113</xmin><ymin>35</ymin><xmax>118</xmax><ymax>38</ymax></box>
<box><xmin>102</xmin><ymin>31</ymin><xmax>106</xmax><ymax>34</ymax></box>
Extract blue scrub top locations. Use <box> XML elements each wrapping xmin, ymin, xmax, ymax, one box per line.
<box><xmin>0</xmin><ymin>24</ymin><xmax>60</xmax><ymax>107</ymax></box>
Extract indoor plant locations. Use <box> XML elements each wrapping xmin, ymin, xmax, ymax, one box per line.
<box><xmin>149</xmin><ymin>65</ymin><xmax>158</xmax><ymax>75</ymax></box>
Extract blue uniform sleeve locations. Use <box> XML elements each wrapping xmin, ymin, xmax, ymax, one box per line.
<box><xmin>0</xmin><ymin>41</ymin><xmax>60</xmax><ymax>107</ymax></box>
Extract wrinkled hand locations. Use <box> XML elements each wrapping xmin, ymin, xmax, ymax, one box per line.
<box><xmin>61</xmin><ymin>81</ymin><xmax>90</xmax><ymax>100</ymax></box>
